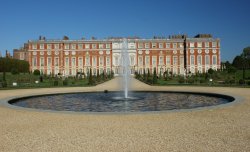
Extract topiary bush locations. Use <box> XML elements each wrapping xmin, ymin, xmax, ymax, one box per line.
<box><xmin>199</xmin><ymin>79</ymin><xmax>206</xmax><ymax>84</ymax></box>
<box><xmin>33</xmin><ymin>69</ymin><xmax>40</xmax><ymax>75</ymax></box>
<box><xmin>11</xmin><ymin>68</ymin><xmax>19</xmax><ymax>75</ymax></box>
<box><xmin>229</xmin><ymin>79</ymin><xmax>235</xmax><ymax>85</ymax></box>
<box><xmin>178</xmin><ymin>77</ymin><xmax>185</xmax><ymax>84</ymax></box>
<box><xmin>239</xmin><ymin>79</ymin><xmax>245</xmax><ymax>85</ymax></box>
<box><xmin>187</xmin><ymin>78</ymin><xmax>195</xmax><ymax>84</ymax></box>
<box><xmin>0</xmin><ymin>81</ymin><xmax>7</xmax><ymax>88</ymax></box>
<box><xmin>63</xmin><ymin>79</ymin><xmax>68</xmax><ymax>86</ymax></box>
<box><xmin>54</xmin><ymin>80</ymin><xmax>59</xmax><ymax>86</ymax></box>
<box><xmin>146</xmin><ymin>77</ymin><xmax>153</xmax><ymax>84</ymax></box>
<box><xmin>152</xmin><ymin>68</ymin><xmax>157</xmax><ymax>84</ymax></box>
<box><xmin>39</xmin><ymin>76</ymin><xmax>43</xmax><ymax>82</ymax></box>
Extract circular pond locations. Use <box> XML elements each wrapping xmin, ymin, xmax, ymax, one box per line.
<box><xmin>9</xmin><ymin>91</ymin><xmax>234</xmax><ymax>112</ymax></box>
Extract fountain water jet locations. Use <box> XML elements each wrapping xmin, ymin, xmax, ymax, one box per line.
<box><xmin>121</xmin><ymin>38</ymin><xmax>130</xmax><ymax>98</ymax></box>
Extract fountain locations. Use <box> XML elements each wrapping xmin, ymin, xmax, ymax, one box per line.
<box><xmin>121</xmin><ymin>38</ymin><xmax>130</xmax><ymax>98</ymax></box>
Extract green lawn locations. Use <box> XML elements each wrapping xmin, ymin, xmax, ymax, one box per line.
<box><xmin>0</xmin><ymin>72</ymin><xmax>111</xmax><ymax>89</ymax></box>
<box><xmin>136</xmin><ymin>69</ymin><xmax>250</xmax><ymax>87</ymax></box>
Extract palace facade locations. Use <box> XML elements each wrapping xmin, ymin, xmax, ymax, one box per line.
<box><xmin>13</xmin><ymin>34</ymin><xmax>221</xmax><ymax>76</ymax></box>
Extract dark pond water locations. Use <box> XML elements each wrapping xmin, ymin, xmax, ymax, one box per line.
<box><xmin>9</xmin><ymin>91</ymin><xmax>234</xmax><ymax>112</ymax></box>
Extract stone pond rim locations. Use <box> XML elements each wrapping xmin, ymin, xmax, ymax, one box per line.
<box><xmin>7</xmin><ymin>91</ymin><xmax>235</xmax><ymax>113</ymax></box>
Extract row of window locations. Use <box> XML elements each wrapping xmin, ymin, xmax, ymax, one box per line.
<box><xmin>32</xmin><ymin>43</ymin><xmax>111</xmax><ymax>50</ymax></box>
<box><xmin>113</xmin><ymin>55</ymin><xmax>135</xmax><ymax>66</ymax></box>
<box><xmin>137</xmin><ymin>55</ymin><xmax>217</xmax><ymax>66</ymax></box>
<box><xmin>189</xmin><ymin>42</ymin><xmax>218</xmax><ymax>48</ymax></box>
<box><xmin>32</xmin><ymin>50</ymin><xmax>111</xmax><ymax>56</ymax></box>
<box><xmin>31</xmin><ymin>41</ymin><xmax>219</xmax><ymax>50</ymax></box>
<box><xmin>32</xmin><ymin>57</ymin><xmax>111</xmax><ymax>67</ymax></box>
<box><xmin>32</xmin><ymin>55</ymin><xmax>217</xmax><ymax>67</ymax></box>
<box><xmin>190</xmin><ymin>55</ymin><xmax>217</xmax><ymax>65</ymax></box>
<box><xmin>136</xmin><ymin>56</ymin><xmax>184</xmax><ymax>66</ymax></box>
<box><xmin>137</xmin><ymin>42</ymin><xmax>183</xmax><ymax>49</ymax></box>
<box><xmin>137</xmin><ymin>42</ymin><xmax>218</xmax><ymax>49</ymax></box>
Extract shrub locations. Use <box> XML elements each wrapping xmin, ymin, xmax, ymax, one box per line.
<box><xmin>111</xmin><ymin>70</ymin><xmax>114</xmax><ymax>78</ymax></box>
<box><xmin>135</xmin><ymin>71</ymin><xmax>140</xmax><ymax>79</ymax></box>
<box><xmin>187</xmin><ymin>78</ymin><xmax>195</xmax><ymax>84</ymax></box>
<box><xmin>54</xmin><ymin>80</ymin><xmax>59</xmax><ymax>86</ymax></box>
<box><xmin>239</xmin><ymin>79</ymin><xmax>245</xmax><ymax>85</ymax></box>
<box><xmin>247</xmin><ymin>81</ymin><xmax>250</xmax><ymax>86</ymax></box>
<box><xmin>11</xmin><ymin>68</ymin><xmax>19</xmax><ymax>75</ymax></box>
<box><xmin>102</xmin><ymin>72</ymin><xmax>106</xmax><ymax>81</ymax></box>
<box><xmin>147</xmin><ymin>77</ymin><xmax>153</xmax><ymax>84</ymax></box>
<box><xmin>88</xmin><ymin>69</ymin><xmax>95</xmax><ymax>85</ymax></box>
<box><xmin>96</xmin><ymin>70</ymin><xmax>101</xmax><ymax>82</ymax></box>
<box><xmin>199</xmin><ymin>79</ymin><xmax>206</xmax><ymax>84</ymax></box>
<box><xmin>3</xmin><ymin>71</ymin><xmax>6</xmax><ymax>81</ymax></box>
<box><xmin>229</xmin><ymin>79</ymin><xmax>235</xmax><ymax>85</ymax></box>
<box><xmin>224</xmin><ymin>78</ymin><xmax>230</xmax><ymax>84</ymax></box>
<box><xmin>39</xmin><ymin>76</ymin><xmax>43</xmax><ymax>82</ymax></box>
<box><xmin>33</xmin><ymin>69</ymin><xmax>40</xmax><ymax>75</ymax></box>
<box><xmin>227</xmin><ymin>66</ymin><xmax>237</xmax><ymax>73</ymax></box>
<box><xmin>0</xmin><ymin>58</ymin><xmax>29</xmax><ymax>73</ymax></box>
<box><xmin>63</xmin><ymin>79</ymin><xmax>68</xmax><ymax>86</ymax></box>
<box><xmin>152</xmin><ymin>68</ymin><xmax>157</xmax><ymax>84</ymax></box>
<box><xmin>178</xmin><ymin>77</ymin><xmax>185</xmax><ymax>84</ymax></box>
<box><xmin>0</xmin><ymin>81</ymin><xmax>7</xmax><ymax>88</ymax></box>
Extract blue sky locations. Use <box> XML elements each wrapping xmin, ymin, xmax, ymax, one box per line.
<box><xmin>0</xmin><ymin>0</ymin><xmax>249</xmax><ymax>62</ymax></box>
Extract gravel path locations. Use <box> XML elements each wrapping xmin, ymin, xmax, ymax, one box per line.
<box><xmin>0</xmin><ymin>77</ymin><xmax>249</xmax><ymax>152</ymax></box>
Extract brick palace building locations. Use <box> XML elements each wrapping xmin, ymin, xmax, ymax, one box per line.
<box><xmin>13</xmin><ymin>34</ymin><xmax>221</xmax><ymax>76</ymax></box>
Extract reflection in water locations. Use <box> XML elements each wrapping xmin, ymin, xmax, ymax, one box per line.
<box><xmin>11</xmin><ymin>92</ymin><xmax>232</xmax><ymax>112</ymax></box>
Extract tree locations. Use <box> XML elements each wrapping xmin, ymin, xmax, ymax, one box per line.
<box><xmin>96</xmin><ymin>70</ymin><xmax>100</xmax><ymax>82</ymax></box>
<box><xmin>243</xmin><ymin>46</ymin><xmax>250</xmax><ymax>60</ymax></box>
<box><xmin>233</xmin><ymin>47</ymin><xmax>250</xmax><ymax>79</ymax></box>
<box><xmin>0</xmin><ymin>58</ymin><xmax>29</xmax><ymax>73</ymax></box>
<box><xmin>102</xmin><ymin>71</ymin><xmax>106</xmax><ymax>81</ymax></box>
<box><xmin>227</xmin><ymin>66</ymin><xmax>237</xmax><ymax>74</ymax></box>
<box><xmin>88</xmin><ymin>68</ymin><xmax>94</xmax><ymax>85</ymax></box>
<box><xmin>207</xmin><ymin>68</ymin><xmax>214</xmax><ymax>75</ymax></box>
<box><xmin>221</xmin><ymin>61</ymin><xmax>232</xmax><ymax>71</ymax></box>
<box><xmin>147</xmin><ymin>68</ymin><xmax>151</xmax><ymax>81</ymax></box>
<box><xmin>143</xmin><ymin>69</ymin><xmax>146</xmax><ymax>81</ymax></box>
<box><xmin>163</xmin><ymin>70</ymin><xmax>169</xmax><ymax>80</ymax></box>
<box><xmin>232</xmin><ymin>56</ymin><xmax>244</xmax><ymax>69</ymax></box>
<box><xmin>111</xmin><ymin>70</ymin><xmax>114</xmax><ymax>78</ymax></box>
<box><xmin>153</xmin><ymin>67</ymin><xmax>157</xmax><ymax>84</ymax></box>
<box><xmin>242</xmin><ymin>47</ymin><xmax>250</xmax><ymax>79</ymax></box>
<box><xmin>134</xmin><ymin>71</ymin><xmax>140</xmax><ymax>79</ymax></box>
<box><xmin>1</xmin><ymin>71</ymin><xmax>7</xmax><ymax>87</ymax></box>
<box><xmin>3</xmin><ymin>71</ymin><xmax>6</xmax><ymax>81</ymax></box>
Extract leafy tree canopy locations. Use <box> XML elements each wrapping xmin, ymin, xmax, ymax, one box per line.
<box><xmin>0</xmin><ymin>58</ymin><xmax>29</xmax><ymax>73</ymax></box>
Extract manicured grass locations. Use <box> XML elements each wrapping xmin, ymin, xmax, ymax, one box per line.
<box><xmin>0</xmin><ymin>72</ymin><xmax>112</xmax><ymax>89</ymax></box>
<box><xmin>135</xmin><ymin>69</ymin><xmax>250</xmax><ymax>87</ymax></box>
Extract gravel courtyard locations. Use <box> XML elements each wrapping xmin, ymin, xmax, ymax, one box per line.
<box><xmin>0</xmin><ymin>77</ymin><xmax>249</xmax><ymax>152</ymax></box>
